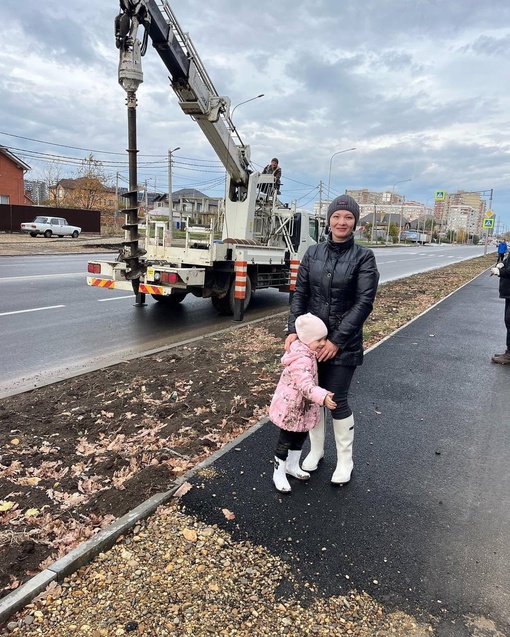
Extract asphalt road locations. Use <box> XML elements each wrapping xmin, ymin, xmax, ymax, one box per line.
<box><xmin>0</xmin><ymin>244</ymin><xmax>494</xmax><ymax>398</ymax></box>
<box><xmin>181</xmin><ymin>270</ymin><xmax>510</xmax><ymax>635</ymax></box>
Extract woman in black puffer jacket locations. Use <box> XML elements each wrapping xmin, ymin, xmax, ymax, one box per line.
<box><xmin>286</xmin><ymin>194</ymin><xmax>379</xmax><ymax>485</ymax></box>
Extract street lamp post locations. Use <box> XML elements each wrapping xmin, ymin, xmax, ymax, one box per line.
<box><xmin>167</xmin><ymin>146</ymin><xmax>180</xmax><ymax>240</ymax></box>
<box><xmin>230</xmin><ymin>94</ymin><xmax>265</xmax><ymax>121</ymax></box>
<box><xmin>327</xmin><ymin>147</ymin><xmax>356</xmax><ymax>203</ymax></box>
<box><xmin>392</xmin><ymin>179</ymin><xmax>412</xmax><ymax>243</ymax></box>
<box><xmin>226</xmin><ymin>94</ymin><xmax>265</xmax><ymax>182</ymax></box>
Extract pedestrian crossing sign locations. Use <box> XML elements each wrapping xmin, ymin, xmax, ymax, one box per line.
<box><xmin>435</xmin><ymin>190</ymin><xmax>446</xmax><ymax>201</ymax></box>
<box><xmin>483</xmin><ymin>217</ymin><xmax>495</xmax><ymax>228</ymax></box>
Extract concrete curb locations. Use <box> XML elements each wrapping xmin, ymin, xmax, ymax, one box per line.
<box><xmin>0</xmin><ymin>490</ymin><xmax>178</xmax><ymax>624</ymax></box>
<box><xmin>0</xmin><ymin>572</ymin><xmax>57</xmax><ymax>625</ymax></box>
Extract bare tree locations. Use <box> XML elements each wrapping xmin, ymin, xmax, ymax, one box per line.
<box><xmin>38</xmin><ymin>161</ymin><xmax>66</xmax><ymax>207</ymax></box>
<box><xmin>72</xmin><ymin>154</ymin><xmax>113</xmax><ymax>210</ymax></box>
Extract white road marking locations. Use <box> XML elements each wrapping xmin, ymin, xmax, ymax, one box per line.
<box><xmin>0</xmin><ymin>305</ymin><xmax>65</xmax><ymax>317</ymax></box>
<box><xmin>0</xmin><ymin>273</ymin><xmax>83</xmax><ymax>282</ymax></box>
<box><xmin>97</xmin><ymin>296</ymin><xmax>134</xmax><ymax>302</ymax></box>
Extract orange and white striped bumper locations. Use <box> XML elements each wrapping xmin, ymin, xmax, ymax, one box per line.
<box><xmin>88</xmin><ymin>278</ymin><xmax>116</xmax><ymax>289</ymax></box>
<box><xmin>139</xmin><ymin>283</ymin><xmax>164</xmax><ymax>295</ymax></box>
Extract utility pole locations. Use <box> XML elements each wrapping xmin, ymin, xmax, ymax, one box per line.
<box><xmin>115</xmin><ymin>172</ymin><xmax>119</xmax><ymax>231</ymax></box>
<box><xmin>484</xmin><ymin>188</ymin><xmax>493</xmax><ymax>255</ymax></box>
<box><xmin>168</xmin><ymin>147</ymin><xmax>180</xmax><ymax>240</ymax></box>
<box><xmin>386</xmin><ymin>209</ymin><xmax>391</xmax><ymax>244</ymax></box>
<box><xmin>398</xmin><ymin>197</ymin><xmax>405</xmax><ymax>244</ymax></box>
<box><xmin>318</xmin><ymin>181</ymin><xmax>323</xmax><ymax>217</ymax></box>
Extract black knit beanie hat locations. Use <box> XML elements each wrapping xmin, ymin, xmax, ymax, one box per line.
<box><xmin>327</xmin><ymin>195</ymin><xmax>360</xmax><ymax>229</ymax></box>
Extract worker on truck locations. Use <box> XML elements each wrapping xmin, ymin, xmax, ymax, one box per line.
<box><xmin>261</xmin><ymin>158</ymin><xmax>282</xmax><ymax>196</ymax></box>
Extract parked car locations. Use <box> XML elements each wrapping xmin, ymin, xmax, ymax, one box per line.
<box><xmin>20</xmin><ymin>216</ymin><xmax>81</xmax><ymax>238</ymax></box>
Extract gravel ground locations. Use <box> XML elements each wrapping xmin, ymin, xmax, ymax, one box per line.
<box><xmin>5</xmin><ymin>503</ymin><xmax>435</xmax><ymax>636</ymax></box>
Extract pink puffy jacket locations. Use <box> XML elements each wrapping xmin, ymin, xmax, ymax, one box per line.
<box><xmin>268</xmin><ymin>339</ymin><xmax>329</xmax><ymax>432</ymax></box>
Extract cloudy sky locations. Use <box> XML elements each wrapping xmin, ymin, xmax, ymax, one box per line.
<box><xmin>2</xmin><ymin>0</ymin><xmax>510</xmax><ymax>231</ymax></box>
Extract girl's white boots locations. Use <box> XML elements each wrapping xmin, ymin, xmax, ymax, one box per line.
<box><xmin>285</xmin><ymin>450</ymin><xmax>310</xmax><ymax>480</ymax></box>
<box><xmin>331</xmin><ymin>415</ymin><xmax>354</xmax><ymax>485</ymax></box>
<box><xmin>273</xmin><ymin>457</ymin><xmax>291</xmax><ymax>493</ymax></box>
<box><xmin>273</xmin><ymin>451</ymin><xmax>310</xmax><ymax>492</ymax></box>
<box><xmin>301</xmin><ymin>408</ymin><xmax>325</xmax><ymax>471</ymax></box>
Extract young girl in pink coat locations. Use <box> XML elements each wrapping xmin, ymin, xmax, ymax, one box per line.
<box><xmin>269</xmin><ymin>313</ymin><xmax>337</xmax><ymax>493</ymax></box>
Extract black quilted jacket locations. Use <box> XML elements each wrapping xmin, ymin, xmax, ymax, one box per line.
<box><xmin>498</xmin><ymin>254</ymin><xmax>510</xmax><ymax>298</ymax></box>
<box><xmin>289</xmin><ymin>235</ymin><xmax>379</xmax><ymax>366</ymax></box>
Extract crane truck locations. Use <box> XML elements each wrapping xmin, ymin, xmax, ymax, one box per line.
<box><xmin>87</xmin><ymin>0</ymin><xmax>322</xmax><ymax>320</ymax></box>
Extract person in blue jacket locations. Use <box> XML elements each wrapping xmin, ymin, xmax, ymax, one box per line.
<box><xmin>497</xmin><ymin>239</ymin><xmax>508</xmax><ymax>263</ymax></box>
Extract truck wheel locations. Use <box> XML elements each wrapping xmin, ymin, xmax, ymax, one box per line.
<box><xmin>44</xmin><ymin>230</ymin><xmax>52</xmax><ymax>238</ymax></box>
<box><xmin>212</xmin><ymin>276</ymin><xmax>252</xmax><ymax>315</ymax></box>
<box><xmin>151</xmin><ymin>292</ymin><xmax>187</xmax><ymax>305</ymax></box>
<box><xmin>29</xmin><ymin>232</ymin><xmax>38</xmax><ymax>238</ymax></box>
<box><xmin>72</xmin><ymin>230</ymin><xmax>80</xmax><ymax>238</ymax></box>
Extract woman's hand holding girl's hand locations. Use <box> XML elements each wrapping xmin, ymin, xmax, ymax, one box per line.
<box><xmin>324</xmin><ymin>393</ymin><xmax>337</xmax><ymax>409</ymax></box>
<box><xmin>284</xmin><ymin>333</ymin><xmax>298</xmax><ymax>352</ymax></box>
<box><xmin>317</xmin><ymin>340</ymin><xmax>339</xmax><ymax>362</ymax></box>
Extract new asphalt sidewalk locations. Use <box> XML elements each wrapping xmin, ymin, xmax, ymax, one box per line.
<box><xmin>181</xmin><ymin>269</ymin><xmax>510</xmax><ymax>634</ymax></box>
<box><xmin>1</xmin><ymin>269</ymin><xmax>508</xmax><ymax>635</ymax></box>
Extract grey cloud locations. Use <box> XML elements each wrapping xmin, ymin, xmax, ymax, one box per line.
<box><xmin>375</xmin><ymin>51</ymin><xmax>423</xmax><ymax>74</ymax></box>
<box><xmin>458</xmin><ymin>34</ymin><xmax>510</xmax><ymax>56</ymax></box>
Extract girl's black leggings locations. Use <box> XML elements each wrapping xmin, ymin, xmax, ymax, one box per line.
<box><xmin>273</xmin><ymin>427</ymin><xmax>308</xmax><ymax>460</ymax></box>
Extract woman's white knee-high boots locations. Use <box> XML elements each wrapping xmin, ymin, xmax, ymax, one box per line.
<box><xmin>331</xmin><ymin>415</ymin><xmax>354</xmax><ymax>485</ymax></box>
<box><xmin>301</xmin><ymin>411</ymin><xmax>355</xmax><ymax>484</ymax></box>
<box><xmin>301</xmin><ymin>408</ymin><xmax>325</xmax><ymax>471</ymax></box>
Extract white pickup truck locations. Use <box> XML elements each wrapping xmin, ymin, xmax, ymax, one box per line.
<box><xmin>20</xmin><ymin>216</ymin><xmax>81</xmax><ymax>238</ymax></box>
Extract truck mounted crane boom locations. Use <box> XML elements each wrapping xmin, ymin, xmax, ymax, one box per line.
<box><xmin>116</xmin><ymin>0</ymin><xmax>251</xmax><ymax>190</ymax></box>
<box><xmin>88</xmin><ymin>1</ymin><xmax>321</xmax><ymax>322</ymax></box>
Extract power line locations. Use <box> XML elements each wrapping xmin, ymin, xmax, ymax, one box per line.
<box><xmin>0</xmin><ymin>130</ymin><xmax>226</xmax><ymax>166</ymax></box>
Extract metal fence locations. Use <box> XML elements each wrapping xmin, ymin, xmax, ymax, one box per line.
<box><xmin>0</xmin><ymin>204</ymin><xmax>101</xmax><ymax>233</ymax></box>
